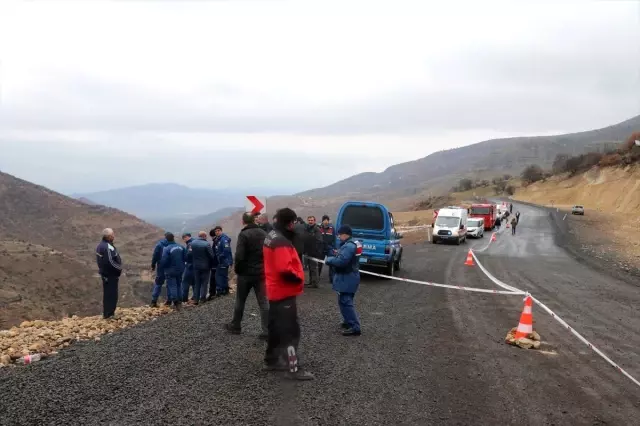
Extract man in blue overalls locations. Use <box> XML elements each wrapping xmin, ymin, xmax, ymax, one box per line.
<box><xmin>160</xmin><ymin>233</ymin><xmax>185</xmax><ymax>310</ymax></box>
<box><xmin>325</xmin><ymin>225</ymin><xmax>362</xmax><ymax>336</ymax></box>
<box><xmin>213</xmin><ymin>226</ymin><xmax>233</xmax><ymax>297</ymax></box>
<box><xmin>181</xmin><ymin>233</ymin><xmax>195</xmax><ymax>303</ymax></box>
<box><xmin>150</xmin><ymin>233</ymin><xmax>170</xmax><ymax>307</ymax></box>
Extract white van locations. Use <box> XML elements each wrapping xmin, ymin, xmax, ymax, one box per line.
<box><xmin>432</xmin><ymin>208</ymin><xmax>468</xmax><ymax>245</ymax></box>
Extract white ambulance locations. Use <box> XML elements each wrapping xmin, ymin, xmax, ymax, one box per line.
<box><xmin>432</xmin><ymin>207</ymin><xmax>468</xmax><ymax>245</ymax></box>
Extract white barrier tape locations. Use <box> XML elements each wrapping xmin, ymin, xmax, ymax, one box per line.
<box><xmin>531</xmin><ymin>295</ymin><xmax>640</xmax><ymax>388</ymax></box>
<box><xmin>306</xmin><ymin>256</ymin><xmax>523</xmax><ymax>295</ymax></box>
<box><xmin>471</xmin><ymin>251</ymin><xmax>640</xmax><ymax>388</ymax></box>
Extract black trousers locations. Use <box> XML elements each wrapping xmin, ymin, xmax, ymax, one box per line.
<box><xmin>208</xmin><ymin>268</ymin><xmax>217</xmax><ymax>297</ymax></box>
<box><xmin>264</xmin><ymin>296</ymin><xmax>300</xmax><ymax>366</ymax></box>
<box><xmin>101</xmin><ymin>276</ymin><xmax>119</xmax><ymax>318</ymax></box>
<box><xmin>231</xmin><ymin>275</ymin><xmax>269</xmax><ymax>333</ymax></box>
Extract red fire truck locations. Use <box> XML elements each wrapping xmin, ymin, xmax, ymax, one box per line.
<box><xmin>470</xmin><ymin>203</ymin><xmax>496</xmax><ymax>230</ymax></box>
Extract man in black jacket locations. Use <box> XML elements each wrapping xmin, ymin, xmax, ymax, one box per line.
<box><xmin>95</xmin><ymin>228</ymin><xmax>123</xmax><ymax>319</ymax></box>
<box><xmin>225</xmin><ymin>213</ymin><xmax>269</xmax><ymax>338</ymax></box>
<box><xmin>292</xmin><ymin>217</ymin><xmax>306</xmax><ymax>264</ymax></box>
<box><xmin>304</xmin><ymin>215</ymin><xmax>323</xmax><ymax>288</ymax></box>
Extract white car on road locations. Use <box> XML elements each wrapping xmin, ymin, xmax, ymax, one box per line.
<box><xmin>467</xmin><ymin>218</ymin><xmax>484</xmax><ymax>238</ymax></box>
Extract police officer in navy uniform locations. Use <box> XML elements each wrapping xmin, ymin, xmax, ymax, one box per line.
<box><xmin>159</xmin><ymin>232</ymin><xmax>185</xmax><ymax>310</ymax></box>
<box><xmin>96</xmin><ymin>228</ymin><xmax>122</xmax><ymax>319</ymax></box>
<box><xmin>213</xmin><ymin>226</ymin><xmax>233</xmax><ymax>296</ymax></box>
<box><xmin>325</xmin><ymin>225</ymin><xmax>362</xmax><ymax>336</ymax></box>
<box><xmin>151</xmin><ymin>233</ymin><xmax>170</xmax><ymax>306</ymax></box>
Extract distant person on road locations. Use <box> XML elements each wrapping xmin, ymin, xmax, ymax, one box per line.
<box><xmin>511</xmin><ymin>217</ymin><xmax>518</xmax><ymax>235</ymax></box>
<box><xmin>151</xmin><ymin>233</ymin><xmax>170</xmax><ymax>307</ymax></box>
<box><xmin>181</xmin><ymin>233</ymin><xmax>195</xmax><ymax>303</ymax></box>
<box><xmin>190</xmin><ymin>231</ymin><xmax>216</xmax><ymax>304</ymax></box>
<box><xmin>96</xmin><ymin>228</ymin><xmax>122</xmax><ymax>319</ymax></box>
<box><xmin>318</xmin><ymin>215</ymin><xmax>336</xmax><ymax>279</ymax></box>
<box><xmin>263</xmin><ymin>207</ymin><xmax>314</xmax><ymax>380</ymax></box>
<box><xmin>213</xmin><ymin>226</ymin><xmax>233</xmax><ymax>297</ymax></box>
<box><xmin>225</xmin><ymin>213</ymin><xmax>269</xmax><ymax>338</ymax></box>
<box><xmin>257</xmin><ymin>213</ymin><xmax>273</xmax><ymax>233</ymax></box>
<box><xmin>160</xmin><ymin>233</ymin><xmax>185</xmax><ymax>310</ymax></box>
<box><xmin>510</xmin><ymin>204</ymin><xmax>513</xmax><ymax>213</ymax></box>
<box><xmin>303</xmin><ymin>216</ymin><xmax>323</xmax><ymax>288</ymax></box>
<box><xmin>516</xmin><ymin>211</ymin><xmax>521</xmax><ymax>223</ymax></box>
<box><xmin>325</xmin><ymin>225</ymin><xmax>362</xmax><ymax>336</ymax></box>
<box><xmin>495</xmin><ymin>215</ymin><xmax>501</xmax><ymax>228</ymax></box>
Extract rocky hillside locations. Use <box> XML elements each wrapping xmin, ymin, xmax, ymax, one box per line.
<box><xmin>0</xmin><ymin>171</ymin><xmax>163</xmax><ymax>328</ymax></box>
<box><xmin>299</xmin><ymin>114</ymin><xmax>640</xmax><ymax>199</ymax></box>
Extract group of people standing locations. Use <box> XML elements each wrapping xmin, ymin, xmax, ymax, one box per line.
<box><xmin>150</xmin><ymin>226</ymin><xmax>233</xmax><ymax>309</ymax></box>
<box><xmin>95</xmin><ymin>208</ymin><xmax>363</xmax><ymax>382</ymax></box>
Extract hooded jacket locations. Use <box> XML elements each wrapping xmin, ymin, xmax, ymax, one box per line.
<box><xmin>263</xmin><ymin>226</ymin><xmax>304</xmax><ymax>302</ymax></box>
<box><xmin>325</xmin><ymin>237</ymin><xmax>362</xmax><ymax>294</ymax></box>
<box><xmin>234</xmin><ymin>224</ymin><xmax>267</xmax><ymax>276</ymax></box>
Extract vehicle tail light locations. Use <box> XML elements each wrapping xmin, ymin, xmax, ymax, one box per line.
<box><xmin>385</xmin><ymin>245</ymin><xmax>391</xmax><ymax>254</ymax></box>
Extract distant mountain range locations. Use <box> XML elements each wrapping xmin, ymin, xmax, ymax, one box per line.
<box><xmin>298</xmin><ymin>114</ymin><xmax>640</xmax><ymax>200</ymax></box>
<box><xmin>73</xmin><ymin>184</ymin><xmax>289</xmax><ymax>228</ymax></box>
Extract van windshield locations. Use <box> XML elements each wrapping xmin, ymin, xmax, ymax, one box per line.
<box><xmin>468</xmin><ymin>219</ymin><xmax>482</xmax><ymax>227</ymax></box>
<box><xmin>435</xmin><ymin>216</ymin><xmax>460</xmax><ymax>227</ymax></box>
<box><xmin>471</xmin><ymin>207</ymin><xmax>491</xmax><ymax>215</ymax></box>
<box><xmin>342</xmin><ymin>205</ymin><xmax>384</xmax><ymax>230</ymax></box>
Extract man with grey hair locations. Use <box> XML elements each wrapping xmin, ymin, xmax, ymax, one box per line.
<box><xmin>257</xmin><ymin>213</ymin><xmax>273</xmax><ymax>233</ymax></box>
<box><xmin>95</xmin><ymin>228</ymin><xmax>122</xmax><ymax>319</ymax></box>
<box><xmin>225</xmin><ymin>212</ymin><xmax>269</xmax><ymax>338</ymax></box>
<box><xmin>190</xmin><ymin>230</ymin><xmax>216</xmax><ymax>304</ymax></box>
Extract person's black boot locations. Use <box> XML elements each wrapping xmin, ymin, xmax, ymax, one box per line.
<box><xmin>340</xmin><ymin>323</ymin><xmax>349</xmax><ymax>330</ymax></box>
<box><xmin>164</xmin><ymin>300</ymin><xmax>172</xmax><ymax>307</ymax></box>
<box><xmin>224</xmin><ymin>323</ymin><xmax>241</xmax><ymax>335</ymax></box>
<box><xmin>173</xmin><ymin>301</ymin><xmax>181</xmax><ymax>311</ymax></box>
<box><xmin>150</xmin><ymin>301</ymin><xmax>158</xmax><ymax>308</ymax></box>
<box><xmin>342</xmin><ymin>328</ymin><xmax>361</xmax><ymax>336</ymax></box>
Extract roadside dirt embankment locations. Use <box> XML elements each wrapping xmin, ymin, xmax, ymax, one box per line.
<box><xmin>515</xmin><ymin>165</ymin><xmax>640</xmax><ymax>276</ymax></box>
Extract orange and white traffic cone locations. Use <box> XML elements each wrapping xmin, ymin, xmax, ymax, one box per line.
<box><xmin>514</xmin><ymin>295</ymin><xmax>533</xmax><ymax>339</ymax></box>
<box><xmin>464</xmin><ymin>249</ymin><xmax>474</xmax><ymax>266</ymax></box>
<box><xmin>491</xmin><ymin>233</ymin><xmax>497</xmax><ymax>242</ymax></box>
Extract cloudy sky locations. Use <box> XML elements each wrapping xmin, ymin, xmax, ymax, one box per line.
<box><xmin>0</xmin><ymin>0</ymin><xmax>638</xmax><ymax>194</ymax></box>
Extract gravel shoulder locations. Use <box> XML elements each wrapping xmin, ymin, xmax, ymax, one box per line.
<box><xmin>1</xmin><ymin>209</ymin><xmax>639</xmax><ymax>425</ymax></box>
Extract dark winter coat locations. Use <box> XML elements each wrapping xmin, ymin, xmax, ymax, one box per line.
<box><xmin>191</xmin><ymin>237</ymin><xmax>216</xmax><ymax>271</ymax></box>
<box><xmin>234</xmin><ymin>224</ymin><xmax>267</xmax><ymax>277</ymax></box>
<box><xmin>319</xmin><ymin>223</ymin><xmax>336</xmax><ymax>255</ymax></box>
<box><xmin>151</xmin><ymin>239</ymin><xmax>169</xmax><ymax>271</ymax></box>
<box><xmin>304</xmin><ymin>224</ymin><xmax>324</xmax><ymax>258</ymax></box>
<box><xmin>292</xmin><ymin>223</ymin><xmax>306</xmax><ymax>261</ymax></box>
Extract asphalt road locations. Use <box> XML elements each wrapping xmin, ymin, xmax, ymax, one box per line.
<box><xmin>1</xmin><ymin>201</ymin><xmax>638</xmax><ymax>425</ymax></box>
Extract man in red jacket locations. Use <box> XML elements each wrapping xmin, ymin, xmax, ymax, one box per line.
<box><xmin>263</xmin><ymin>207</ymin><xmax>314</xmax><ymax>380</ymax></box>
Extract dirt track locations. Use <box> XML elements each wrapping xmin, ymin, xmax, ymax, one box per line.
<box><xmin>1</xmin><ymin>201</ymin><xmax>639</xmax><ymax>425</ymax></box>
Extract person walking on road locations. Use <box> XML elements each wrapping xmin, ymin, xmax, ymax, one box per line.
<box><xmin>325</xmin><ymin>225</ymin><xmax>362</xmax><ymax>336</ymax></box>
<box><xmin>225</xmin><ymin>213</ymin><xmax>269</xmax><ymax>338</ymax></box>
<box><xmin>318</xmin><ymin>215</ymin><xmax>336</xmax><ymax>280</ymax></box>
<box><xmin>96</xmin><ymin>228</ymin><xmax>122</xmax><ymax>319</ymax></box>
<box><xmin>304</xmin><ymin>215</ymin><xmax>323</xmax><ymax>288</ymax></box>
<box><xmin>151</xmin><ymin>233</ymin><xmax>170</xmax><ymax>307</ymax></box>
<box><xmin>263</xmin><ymin>208</ymin><xmax>314</xmax><ymax>380</ymax></box>
<box><xmin>495</xmin><ymin>215</ymin><xmax>502</xmax><ymax>229</ymax></box>
<box><xmin>516</xmin><ymin>211</ymin><xmax>521</xmax><ymax>223</ymax></box>
<box><xmin>190</xmin><ymin>231</ymin><xmax>216</xmax><ymax>304</ymax></box>
<box><xmin>213</xmin><ymin>226</ymin><xmax>233</xmax><ymax>297</ymax></box>
<box><xmin>160</xmin><ymin>233</ymin><xmax>185</xmax><ymax>310</ymax></box>
<box><xmin>511</xmin><ymin>217</ymin><xmax>518</xmax><ymax>235</ymax></box>
<box><xmin>181</xmin><ymin>233</ymin><xmax>195</xmax><ymax>303</ymax></box>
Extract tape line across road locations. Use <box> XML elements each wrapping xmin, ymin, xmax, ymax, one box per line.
<box><xmin>307</xmin><ymin>256</ymin><xmax>523</xmax><ymax>295</ymax></box>
<box><xmin>471</xmin><ymin>248</ymin><xmax>640</xmax><ymax>389</ymax></box>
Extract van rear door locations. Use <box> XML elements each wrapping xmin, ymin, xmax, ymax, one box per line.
<box><xmin>339</xmin><ymin>203</ymin><xmax>387</xmax><ymax>262</ymax></box>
